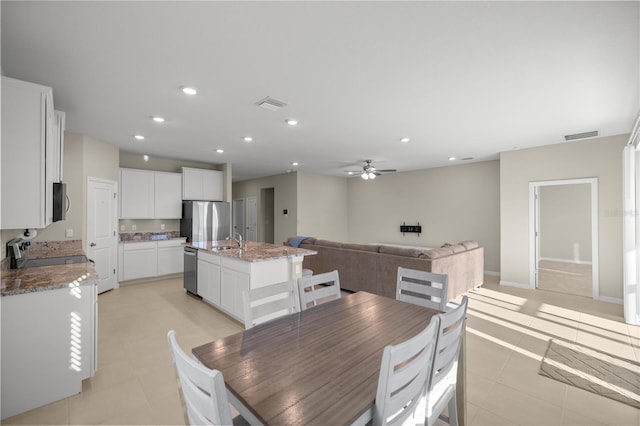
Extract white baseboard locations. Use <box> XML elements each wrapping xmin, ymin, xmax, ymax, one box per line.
<box><xmin>499</xmin><ymin>280</ymin><xmax>532</xmax><ymax>289</ymax></box>
<box><xmin>484</xmin><ymin>270</ymin><xmax>500</xmax><ymax>277</ymax></box>
<box><xmin>597</xmin><ymin>295</ymin><xmax>623</xmax><ymax>305</ymax></box>
<box><xmin>539</xmin><ymin>257</ymin><xmax>592</xmax><ymax>265</ymax></box>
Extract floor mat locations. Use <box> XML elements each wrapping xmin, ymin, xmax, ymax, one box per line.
<box><xmin>539</xmin><ymin>339</ymin><xmax>640</xmax><ymax>409</ymax></box>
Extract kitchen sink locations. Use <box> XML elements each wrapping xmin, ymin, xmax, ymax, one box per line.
<box><xmin>21</xmin><ymin>255</ymin><xmax>89</xmax><ymax>268</ymax></box>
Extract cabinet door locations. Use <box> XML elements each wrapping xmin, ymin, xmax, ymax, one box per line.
<box><xmin>53</xmin><ymin>111</ymin><xmax>65</xmax><ymax>182</ymax></box>
<box><xmin>154</xmin><ymin>172</ymin><xmax>182</xmax><ymax>218</ymax></box>
<box><xmin>1</xmin><ymin>77</ymin><xmax>52</xmax><ymax>229</ymax></box>
<box><xmin>181</xmin><ymin>167</ymin><xmax>203</xmax><ymax>200</ymax></box>
<box><xmin>198</xmin><ymin>260</ymin><xmax>221</xmax><ymax>305</ymax></box>
<box><xmin>203</xmin><ymin>170</ymin><xmax>224</xmax><ymax>201</ymax></box>
<box><xmin>157</xmin><ymin>245</ymin><xmax>184</xmax><ymax>276</ymax></box>
<box><xmin>120</xmin><ymin>169</ymin><xmax>154</xmax><ymax>218</ymax></box>
<box><xmin>122</xmin><ymin>243</ymin><xmax>157</xmax><ymax>280</ymax></box>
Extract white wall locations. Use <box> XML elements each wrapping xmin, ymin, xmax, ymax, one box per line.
<box><xmin>500</xmin><ymin>134</ymin><xmax>628</xmax><ymax>299</ymax></box>
<box><xmin>347</xmin><ymin>160</ymin><xmax>501</xmax><ymax>272</ymax></box>
<box><xmin>297</xmin><ymin>172</ymin><xmax>348</xmax><ymax>241</ymax></box>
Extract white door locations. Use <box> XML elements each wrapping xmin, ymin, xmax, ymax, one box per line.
<box><xmin>233</xmin><ymin>198</ymin><xmax>245</xmax><ymax>239</ymax></box>
<box><xmin>87</xmin><ymin>178</ymin><xmax>118</xmax><ymax>293</ymax></box>
<box><xmin>246</xmin><ymin>196</ymin><xmax>257</xmax><ymax>242</ymax></box>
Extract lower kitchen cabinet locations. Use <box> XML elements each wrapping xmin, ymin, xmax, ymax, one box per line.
<box><xmin>122</xmin><ymin>241</ymin><xmax>157</xmax><ymax>281</ymax></box>
<box><xmin>220</xmin><ymin>263</ymin><xmax>250</xmax><ymax>319</ymax></box>
<box><xmin>119</xmin><ymin>238</ymin><xmax>186</xmax><ymax>283</ymax></box>
<box><xmin>197</xmin><ymin>251</ymin><xmax>221</xmax><ymax>305</ymax></box>
<box><xmin>157</xmin><ymin>240</ymin><xmax>184</xmax><ymax>276</ymax></box>
<box><xmin>1</xmin><ymin>283</ymin><xmax>97</xmax><ymax>420</ymax></box>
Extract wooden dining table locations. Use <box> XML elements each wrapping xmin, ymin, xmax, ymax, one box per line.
<box><xmin>192</xmin><ymin>291</ymin><xmax>466</xmax><ymax>425</ymax></box>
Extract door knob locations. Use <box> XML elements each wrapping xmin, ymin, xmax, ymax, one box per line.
<box><xmin>90</xmin><ymin>242</ymin><xmax>96</xmax><ymax>247</ymax></box>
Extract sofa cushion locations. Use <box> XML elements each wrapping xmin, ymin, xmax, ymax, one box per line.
<box><xmin>460</xmin><ymin>240</ymin><xmax>479</xmax><ymax>250</ymax></box>
<box><xmin>378</xmin><ymin>245</ymin><xmax>423</xmax><ymax>258</ymax></box>
<box><xmin>423</xmin><ymin>247</ymin><xmax>454</xmax><ymax>259</ymax></box>
<box><xmin>314</xmin><ymin>240</ymin><xmax>343</xmax><ymax>248</ymax></box>
<box><xmin>441</xmin><ymin>243</ymin><xmax>466</xmax><ymax>253</ymax></box>
<box><xmin>342</xmin><ymin>243</ymin><xmax>380</xmax><ymax>252</ymax></box>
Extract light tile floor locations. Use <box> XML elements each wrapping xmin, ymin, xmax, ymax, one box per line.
<box><xmin>3</xmin><ymin>275</ymin><xmax>639</xmax><ymax>425</ymax></box>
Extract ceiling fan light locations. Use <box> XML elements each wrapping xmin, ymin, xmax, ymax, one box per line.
<box><xmin>369</xmin><ymin>172</ymin><xmax>376</xmax><ymax>180</ymax></box>
<box><xmin>361</xmin><ymin>172</ymin><xmax>369</xmax><ymax>180</ymax></box>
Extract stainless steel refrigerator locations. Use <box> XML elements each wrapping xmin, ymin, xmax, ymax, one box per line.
<box><xmin>180</xmin><ymin>201</ymin><xmax>231</xmax><ymax>242</ymax></box>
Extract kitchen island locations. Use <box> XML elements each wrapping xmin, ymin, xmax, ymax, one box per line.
<box><xmin>185</xmin><ymin>241</ymin><xmax>316</xmax><ymax>322</ymax></box>
<box><xmin>1</xmin><ymin>242</ymin><xmax>98</xmax><ymax>420</ymax></box>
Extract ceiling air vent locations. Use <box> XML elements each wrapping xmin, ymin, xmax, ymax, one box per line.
<box><xmin>564</xmin><ymin>130</ymin><xmax>599</xmax><ymax>141</ymax></box>
<box><xmin>256</xmin><ymin>96</ymin><xmax>287</xmax><ymax>111</ymax></box>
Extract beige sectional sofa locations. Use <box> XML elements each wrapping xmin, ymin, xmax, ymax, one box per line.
<box><xmin>286</xmin><ymin>237</ymin><xmax>484</xmax><ymax>301</ymax></box>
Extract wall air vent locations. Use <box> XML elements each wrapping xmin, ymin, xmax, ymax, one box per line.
<box><xmin>256</xmin><ymin>96</ymin><xmax>287</xmax><ymax>111</ymax></box>
<box><xmin>564</xmin><ymin>130</ymin><xmax>599</xmax><ymax>141</ymax></box>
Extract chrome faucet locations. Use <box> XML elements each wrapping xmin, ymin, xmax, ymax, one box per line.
<box><xmin>233</xmin><ymin>232</ymin><xmax>243</xmax><ymax>248</ymax></box>
<box><xmin>226</xmin><ymin>232</ymin><xmax>243</xmax><ymax>248</ymax></box>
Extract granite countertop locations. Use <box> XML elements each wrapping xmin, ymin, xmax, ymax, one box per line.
<box><xmin>185</xmin><ymin>241</ymin><xmax>317</xmax><ymax>262</ymax></box>
<box><xmin>1</xmin><ymin>244</ymin><xmax>99</xmax><ymax>296</ymax></box>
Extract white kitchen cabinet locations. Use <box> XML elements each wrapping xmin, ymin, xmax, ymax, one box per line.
<box><xmin>157</xmin><ymin>239</ymin><xmax>185</xmax><ymax>276</ymax></box>
<box><xmin>122</xmin><ymin>241</ymin><xmax>157</xmax><ymax>280</ymax></box>
<box><xmin>220</xmin><ymin>260</ymin><xmax>250</xmax><ymax>319</ymax></box>
<box><xmin>120</xmin><ymin>238</ymin><xmax>185</xmax><ymax>282</ymax></box>
<box><xmin>1</xmin><ymin>76</ymin><xmax>59</xmax><ymax>229</ymax></box>
<box><xmin>154</xmin><ymin>172</ymin><xmax>182</xmax><ymax>219</ymax></box>
<box><xmin>120</xmin><ymin>168</ymin><xmax>182</xmax><ymax>219</ymax></box>
<box><xmin>119</xmin><ymin>168</ymin><xmax>154</xmax><ymax>218</ymax></box>
<box><xmin>197</xmin><ymin>251</ymin><xmax>221</xmax><ymax>305</ymax></box>
<box><xmin>1</xmin><ymin>283</ymin><xmax>97</xmax><ymax>419</ymax></box>
<box><xmin>182</xmin><ymin>167</ymin><xmax>223</xmax><ymax>201</ymax></box>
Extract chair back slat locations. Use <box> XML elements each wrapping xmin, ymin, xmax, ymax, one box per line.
<box><xmin>298</xmin><ymin>270</ymin><xmax>341</xmax><ymax>310</ymax></box>
<box><xmin>396</xmin><ymin>267</ymin><xmax>449</xmax><ymax>312</ymax></box>
<box><xmin>242</xmin><ymin>280</ymin><xmax>299</xmax><ymax>329</ymax></box>
<box><xmin>374</xmin><ymin>316</ymin><xmax>440</xmax><ymax>426</ymax></box>
<box><xmin>425</xmin><ymin>296</ymin><xmax>468</xmax><ymax>426</ymax></box>
<box><xmin>167</xmin><ymin>330</ymin><xmax>233</xmax><ymax>426</ymax></box>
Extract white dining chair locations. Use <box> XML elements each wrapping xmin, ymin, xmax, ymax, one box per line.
<box><xmin>297</xmin><ymin>269</ymin><xmax>341</xmax><ymax>311</ymax></box>
<box><xmin>373</xmin><ymin>316</ymin><xmax>440</xmax><ymax>426</ymax></box>
<box><xmin>242</xmin><ymin>280</ymin><xmax>299</xmax><ymax>329</ymax></box>
<box><xmin>424</xmin><ymin>296</ymin><xmax>468</xmax><ymax>426</ymax></box>
<box><xmin>396</xmin><ymin>267</ymin><xmax>449</xmax><ymax>312</ymax></box>
<box><xmin>167</xmin><ymin>330</ymin><xmax>244</xmax><ymax>426</ymax></box>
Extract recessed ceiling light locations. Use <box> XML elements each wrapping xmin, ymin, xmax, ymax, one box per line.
<box><xmin>286</xmin><ymin>119</ymin><xmax>298</xmax><ymax>126</ymax></box>
<box><xmin>181</xmin><ymin>86</ymin><xmax>197</xmax><ymax>95</ymax></box>
<box><xmin>292</xmin><ymin>162</ymin><xmax>299</xmax><ymax>166</ymax></box>
<box><xmin>243</xmin><ymin>136</ymin><xmax>253</xmax><ymax>142</ymax></box>
<box><xmin>152</xmin><ymin>116</ymin><xmax>165</xmax><ymax>123</ymax></box>
<box><xmin>143</xmin><ymin>155</ymin><xmax>149</xmax><ymax>162</ymax></box>
<box><xmin>216</xmin><ymin>149</ymin><xmax>224</xmax><ymax>154</ymax></box>
<box><xmin>134</xmin><ymin>135</ymin><xmax>145</xmax><ymax>140</ymax></box>
<box><xmin>448</xmin><ymin>156</ymin><xmax>456</xmax><ymax>161</ymax></box>
<box><xmin>400</xmin><ymin>138</ymin><xmax>410</xmax><ymax>143</ymax></box>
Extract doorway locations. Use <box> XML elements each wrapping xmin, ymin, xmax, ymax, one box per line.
<box><xmin>261</xmin><ymin>188</ymin><xmax>275</xmax><ymax>244</ymax></box>
<box><xmin>529</xmin><ymin>178</ymin><xmax>599</xmax><ymax>298</ymax></box>
<box><xmin>87</xmin><ymin>177</ymin><xmax>118</xmax><ymax>293</ymax></box>
<box><xmin>246</xmin><ymin>196</ymin><xmax>257</xmax><ymax>242</ymax></box>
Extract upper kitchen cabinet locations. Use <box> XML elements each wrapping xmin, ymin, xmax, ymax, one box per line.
<box><xmin>120</xmin><ymin>168</ymin><xmax>154</xmax><ymax>218</ymax></box>
<box><xmin>154</xmin><ymin>172</ymin><xmax>182</xmax><ymax>218</ymax></box>
<box><xmin>1</xmin><ymin>77</ymin><xmax>60</xmax><ymax>229</ymax></box>
<box><xmin>53</xmin><ymin>111</ymin><xmax>65</xmax><ymax>182</ymax></box>
<box><xmin>119</xmin><ymin>168</ymin><xmax>182</xmax><ymax>219</ymax></box>
<box><xmin>182</xmin><ymin>167</ymin><xmax>223</xmax><ymax>201</ymax></box>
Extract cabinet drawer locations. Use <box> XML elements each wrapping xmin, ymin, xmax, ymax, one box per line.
<box><xmin>157</xmin><ymin>239</ymin><xmax>185</xmax><ymax>248</ymax></box>
<box><xmin>198</xmin><ymin>250</ymin><xmax>221</xmax><ymax>265</ymax></box>
<box><xmin>123</xmin><ymin>241</ymin><xmax>156</xmax><ymax>251</ymax></box>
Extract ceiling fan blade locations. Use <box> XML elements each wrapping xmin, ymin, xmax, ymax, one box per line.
<box><xmin>377</xmin><ymin>169</ymin><xmax>397</xmax><ymax>173</ymax></box>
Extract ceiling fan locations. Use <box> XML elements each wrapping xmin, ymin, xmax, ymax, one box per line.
<box><xmin>346</xmin><ymin>160</ymin><xmax>397</xmax><ymax>180</ymax></box>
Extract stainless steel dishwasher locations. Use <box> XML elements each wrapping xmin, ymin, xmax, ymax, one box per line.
<box><xmin>183</xmin><ymin>247</ymin><xmax>198</xmax><ymax>295</ymax></box>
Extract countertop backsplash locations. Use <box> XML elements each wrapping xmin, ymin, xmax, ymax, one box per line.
<box><xmin>119</xmin><ymin>231</ymin><xmax>183</xmax><ymax>242</ymax></box>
